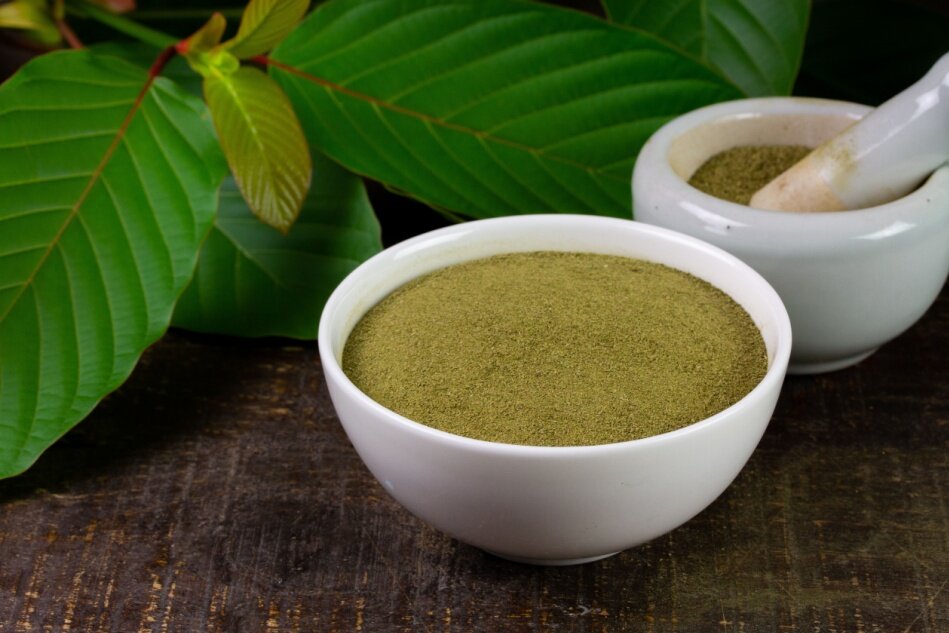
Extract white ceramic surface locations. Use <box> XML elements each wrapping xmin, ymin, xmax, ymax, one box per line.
<box><xmin>319</xmin><ymin>215</ymin><xmax>791</xmax><ymax>565</ymax></box>
<box><xmin>633</xmin><ymin>98</ymin><xmax>949</xmax><ymax>374</ymax></box>
<box><xmin>752</xmin><ymin>53</ymin><xmax>949</xmax><ymax>211</ymax></box>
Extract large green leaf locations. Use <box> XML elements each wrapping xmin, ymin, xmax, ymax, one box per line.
<box><xmin>0</xmin><ymin>49</ymin><xmax>226</xmax><ymax>478</ymax></box>
<box><xmin>271</xmin><ymin>0</ymin><xmax>741</xmax><ymax>219</ymax></box>
<box><xmin>172</xmin><ymin>151</ymin><xmax>382</xmax><ymax>338</ymax></box>
<box><xmin>93</xmin><ymin>43</ymin><xmax>379</xmax><ymax>339</ymax></box>
<box><xmin>601</xmin><ymin>0</ymin><xmax>810</xmax><ymax>96</ymax></box>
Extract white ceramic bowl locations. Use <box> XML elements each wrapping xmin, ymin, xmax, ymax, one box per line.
<box><xmin>319</xmin><ymin>215</ymin><xmax>791</xmax><ymax>565</ymax></box>
<box><xmin>633</xmin><ymin>97</ymin><xmax>949</xmax><ymax>374</ymax></box>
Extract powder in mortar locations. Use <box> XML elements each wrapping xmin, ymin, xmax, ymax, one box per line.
<box><xmin>343</xmin><ymin>252</ymin><xmax>768</xmax><ymax>447</ymax></box>
<box><xmin>688</xmin><ymin>145</ymin><xmax>812</xmax><ymax>204</ymax></box>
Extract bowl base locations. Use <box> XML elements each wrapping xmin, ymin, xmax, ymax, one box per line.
<box><xmin>486</xmin><ymin>550</ymin><xmax>619</xmax><ymax>566</ymax></box>
<box><xmin>788</xmin><ymin>349</ymin><xmax>877</xmax><ymax>375</ymax></box>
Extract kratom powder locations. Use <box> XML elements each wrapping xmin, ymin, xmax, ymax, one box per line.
<box><xmin>342</xmin><ymin>252</ymin><xmax>768</xmax><ymax>447</ymax></box>
<box><xmin>688</xmin><ymin>145</ymin><xmax>812</xmax><ymax>205</ymax></box>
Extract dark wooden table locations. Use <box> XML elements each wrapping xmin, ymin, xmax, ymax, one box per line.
<box><xmin>1</xmin><ymin>284</ymin><xmax>945</xmax><ymax>632</ymax></box>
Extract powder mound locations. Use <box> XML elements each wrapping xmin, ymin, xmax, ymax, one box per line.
<box><xmin>688</xmin><ymin>145</ymin><xmax>812</xmax><ymax>205</ymax></box>
<box><xmin>343</xmin><ymin>252</ymin><xmax>768</xmax><ymax>447</ymax></box>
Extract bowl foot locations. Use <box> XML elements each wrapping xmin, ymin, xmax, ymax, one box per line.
<box><xmin>486</xmin><ymin>550</ymin><xmax>619</xmax><ymax>566</ymax></box>
<box><xmin>788</xmin><ymin>349</ymin><xmax>878</xmax><ymax>375</ymax></box>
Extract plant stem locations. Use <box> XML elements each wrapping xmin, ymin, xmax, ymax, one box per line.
<box><xmin>70</xmin><ymin>1</ymin><xmax>175</xmax><ymax>48</ymax></box>
<box><xmin>148</xmin><ymin>46</ymin><xmax>177</xmax><ymax>79</ymax></box>
<box><xmin>56</xmin><ymin>18</ymin><xmax>83</xmax><ymax>49</ymax></box>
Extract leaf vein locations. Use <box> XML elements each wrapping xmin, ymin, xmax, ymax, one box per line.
<box><xmin>270</xmin><ymin>61</ymin><xmax>629</xmax><ymax>184</ymax></box>
<box><xmin>485</xmin><ymin>78</ymin><xmax>722</xmax><ymax>137</ymax></box>
<box><xmin>540</xmin><ymin>114</ymin><xmax>672</xmax><ymax>152</ymax></box>
<box><xmin>0</xmin><ymin>99</ymin><xmax>135</xmax><ymax>114</ymax></box>
<box><xmin>420</xmin><ymin>118</ymin><xmax>522</xmax><ymax>213</ymax></box>
<box><xmin>708</xmin><ymin>13</ymin><xmax>769</xmax><ymax>89</ymax></box>
<box><xmin>386</xmin><ymin>28</ymin><xmax>621</xmax><ymax>107</ymax></box>
<box><xmin>291</xmin><ymin>3</ymin><xmax>459</xmax><ymax>74</ymax></box>
<box><xmin>0</xmin><ymin>173</ymin><xmax>93</xmax><ymax>193</ymax></box>
<box><xmin>99</xmin><ymin>174</ymin><xmax>152</xmax><ymax>326</ymax></box>
<box><xmin>0</xmin><ymin>69</ymin><xmax>156</xmax><ymax>326</ymax></box>
<box><xmin>0</xmin><ymin>131</ymin><xmax>115</xmax><ymax>150</ymax></box>
<box><xmin>0</xmin><ymin>205</ymin><xmax>70</xmax><ymax>223</ymax></box>
<box><xmin>370</xmin><ymin>104</ymin><xmax>478</xmax><ymax>209</ymax></box>
<box><xmin>341</xmin><ymin>12</ymin><xmax>530</xmax><ymax>88</ymax></box>
<box><xmin>441</xmin><ymin>48</ymin><xmax>670</xmax><ymax>122</ymax></box>
<box><xmin>212</xmin><ymin>224</ymin><xmax>288</xmax><ymax>290</ymax></box>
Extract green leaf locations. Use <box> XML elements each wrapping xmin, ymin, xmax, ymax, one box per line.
<box><xmin>204</xmin><ymin>65</ymin><xmax>312</xmax><ymax>233</ymax></box>
<box><xmin>601</xmin><ymin>0</ymin><xmax>810</xmax><ymax>96</ymax></box>
<box><xmin>187</xmin><ymin>46</ymin><xmax>241</xmax><ymax>78</ymax></box>
<box><xmin>0</xmin><ymin>0</ymin><xmax>60</xmax><ymax>45</ymax></box>
<box><xmin>180</xmin><ymin>10</ymin><xmax>227</xmax><ymax>55</ymax></box>
<box><xmin>0</xmin><ymin>0</ymin><xmax>47</xmax><ymax>30</ymax></box>
<box><xmin>173</xmin><ymin>152</ymin><xmax>382</xmax><ymax>338</ymax></box>
<box><xmin>271</xmin><ymin>0</ymin><xmax>740</xmax><ymax>219</ymax></box>
<box><xmin>179</xmin><ymin>13</ymin><xmax>238</xmax><ymax>79</ymax></box>
<box><xmin>225</xmin><ymin>0</ymin><xmax>309</xmax><ymax>59</ymax></box>
<box><xmin>0</xmin><ymin>49</ymin><xmax>226</xmax><ymax>478</ymax></box>
<box><xmin>91</xmin><ymin>41</ymin><xmax>204</xmax><ymax>96</ymax></box>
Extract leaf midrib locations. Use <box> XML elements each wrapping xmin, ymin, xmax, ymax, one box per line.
<box><xmin>214</xmin><ymin>72</ymin><xmax>265</xmax><ymax>153</ymax></box>
<box><xmin>210</xmin><ymin>71</ymin><xmax>278</xmax><ymax>205</ymax></box>
<box><xmin>269</xmin><ymin>59</ymin><xmax>633</xmax><ymax>184</ymax></box>
<box><xmin>0</xmin><ymin>82</ymin><xmax>152</xmax><ymax>325</ymax></box>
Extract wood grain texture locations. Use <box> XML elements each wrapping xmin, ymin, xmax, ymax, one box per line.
<box><xmin>0</xmin><ymin>287</ymin><xmax>945</xmax><ymax>632</ymax></box>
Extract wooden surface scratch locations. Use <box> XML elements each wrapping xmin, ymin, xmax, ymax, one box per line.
<box><xmin>0</xmin><ymin>288</ymin><xmax>946</xmax><ymax>632</ymax></box>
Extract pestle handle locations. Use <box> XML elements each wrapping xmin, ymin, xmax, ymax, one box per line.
<box><xmin>751</xmin><ymin>52</ymin><xmax>949</xmax><ymax>212</ymax></box>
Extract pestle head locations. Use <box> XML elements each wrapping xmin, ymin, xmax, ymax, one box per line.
<box><xmin>748</xmin><ymin>148</ymin><xmax>847</xmax><ymax>213</ymax></box>
<box><xmin>749</xmin><ymin>52</ymin><xmax>949</xmax><ymax>213</ymax></box>
<box><xmin>749</xmin><ymin>152</ymin><xmax>847</xmax><ymax>212</ymax></box>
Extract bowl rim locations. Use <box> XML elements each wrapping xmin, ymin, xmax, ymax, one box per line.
<box><xmin>318</xmin><ymin>214</ymin><xmax>792</xmax><ymax>456</ymax></box>
<box><xmin>633</xmin><ymin>96</ymin><xmax>949</xmax><ymax>229</ymax></box>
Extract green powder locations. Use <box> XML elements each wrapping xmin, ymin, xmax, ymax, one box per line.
<box><xmin>688</xmin><ymin>145</ymin><xmax>812</xmax><ymax>205</ymax></box>
<box><xmin>342</xmin><ymin>252</ymin><xmax>768</xmax><ymax>446</ymax></box>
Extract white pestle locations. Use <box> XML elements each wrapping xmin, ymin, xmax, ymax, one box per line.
<box><xmin>750</xmin><ymin>52</ymin><xmax>949</xmax><ymax>212</ymax></box>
